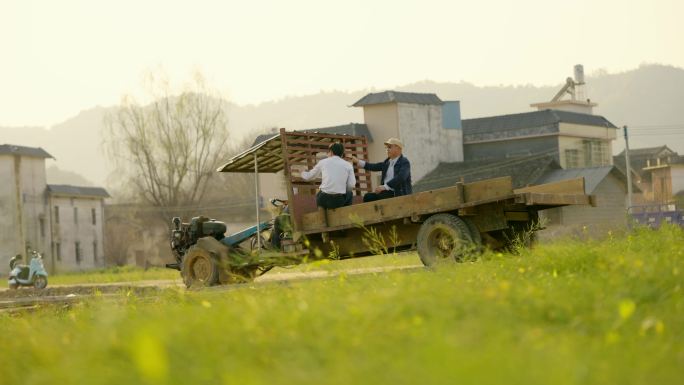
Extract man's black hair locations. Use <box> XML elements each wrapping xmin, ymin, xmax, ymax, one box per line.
<box><xmin>329</xmin><ymin>142</ymin><xmax>344</xmax><ymax>157</ymax></box>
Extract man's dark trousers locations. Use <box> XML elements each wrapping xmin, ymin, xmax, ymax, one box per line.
<box><xmin>362</xmin><ymin>190</ymin><xmax>396</xmax><ymax>202</ymax></box>
<box><xmin>317</xmin><ymin>191</ymin><xmax>352</xmax><ymax>209</ymax></box>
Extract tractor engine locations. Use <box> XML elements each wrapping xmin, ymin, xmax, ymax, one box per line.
<box><xmin>167</xmin><ymin>216</ymin><xmax>227</xmax><ymax>270</ymax></box>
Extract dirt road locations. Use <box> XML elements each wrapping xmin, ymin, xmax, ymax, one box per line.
<box><xmin>0</xmin><ymin>264</ymin><xmax>423</xmax><ymax>313</ymax></box>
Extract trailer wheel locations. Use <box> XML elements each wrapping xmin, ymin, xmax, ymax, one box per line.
<box><xmin>417</xmin><ymin>214</ymin><xmax>475</xmax><ymax>266</ymax></box>
<box><xmin>182</xmin><ymin>246</ymin><xmax>219</xmax><ymax>288</ymax></box>
<box><xmin>462</xmin><ymin>217</ymin><xmax>483</xmax><ymax>252</ymax></box>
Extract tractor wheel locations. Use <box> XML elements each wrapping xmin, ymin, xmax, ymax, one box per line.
<box><xmin>417</xmin><ymin>214</ymin><xmax>475</xmax><ymax>267</ymax></box>
<box><xmin>34</xmin><ymin>275</ymin><xmax>48</xmax><ymax>289</ymax></box>
<box><xmin>249</xmin><ymin>233</ymin><xmax>269</xmax><ymax>252</ymax></box>
<box><xmin>181</xmin><ymin>245</ymin><xmax>219</xmax><ymax>288</ymax></box>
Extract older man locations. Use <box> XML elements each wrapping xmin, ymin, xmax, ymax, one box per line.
<box><xmin>301</xmin><ymin>142</ymin><xmax>356</xmax><ymax>209</ymax></box>
<box><xmin>352</xmin><ymin>137</ymin><xmax>412</xmax><ymax>202</ymax></box>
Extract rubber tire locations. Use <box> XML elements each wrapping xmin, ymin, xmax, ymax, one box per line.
<box><xmin>462</xmin><ymin>217</ymin><xmax>483</xmax><ymax>251</ymax></box>
<box><xmin>9</xmin><ymin>282</ymin><xmax>18</xmax><ymax>290</ymax></box>
<box><xmin>417</xmin><ymin>214</ymin><xmax>474</xmax><ymax>267</ymax></box>
<box><xmin>181</xmin><ymin>245</ymin><xmax>219</xmax><ymax>288</ymax></box>
<box><xmin>34</xmin><ymin>275</ymin><xmax>48</xmax><ymax>289</ymax></box>
<box><xmin>249</xmin><ymin>233</ymin><xmax>269</xmax><ymax>252</ymax></box>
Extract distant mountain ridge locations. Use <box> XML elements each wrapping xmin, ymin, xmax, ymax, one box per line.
<box><xmin>1</xmin><ymin>64</ymin><xmax>682</xmax><ymax>190</ymax></box>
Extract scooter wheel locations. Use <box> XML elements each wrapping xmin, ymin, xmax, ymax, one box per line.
<box><xmin>34</xmin><ymin>276</ymin><xmax>48</xmax><ymax>289</ymax></box>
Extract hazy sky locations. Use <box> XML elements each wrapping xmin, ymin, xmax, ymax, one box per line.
<box><xmin>2</xmin><ymin>0</ymin><xmax>682</xmax><ymax>127</ymax></box>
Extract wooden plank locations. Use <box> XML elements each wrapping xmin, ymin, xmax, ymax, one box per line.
<box><xmin>463</xmin><ymin>176</ymin><xmax>513</xmax><ymax>203</ymax></box>
<box><xmin>285</xmin><ymin>138</ymin><xmax>368</xmax><ymax>148</ymax></box>
<box><xmin>301</xmin><ymin>185</ymin><xmax>465</xmax><ymax>232</ymax></box>
<box><xmin>285</xmin><ymin>132</ymin><xmax>367</xmax><ymax>141</ymax></box>
<box><xmin>513</xmin><ymin>177</ymin><xmax>585</xmax><ymax>195</ymax></box>
<box><xmin>514</xmin><ymin>192</ymin><xmax>593</xmax><ymax>206</ymax></box>
<box><xmin>504</xmin><ymin>211</ymin><xmax>530</xmax><ymax>221</ymax></box>
<box><xmin>280</xmin><ymin>128</ymin><xmax>299</xmax><ymax>232</ymax></box>
<box><xmin>469</xmin><ymin>202</ymin><xmax>509</xmax><ymax>232</ymax></box>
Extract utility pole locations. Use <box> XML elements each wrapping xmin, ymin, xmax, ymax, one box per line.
<box><xmin>254</xmin><ymin>153</ymin><xmax>261</xmax><ymax>253</ymax></box>
<box><xmin>623</xmin><ymin>125</ymin><xmax>633</xmax><ymax>210</ymax></box>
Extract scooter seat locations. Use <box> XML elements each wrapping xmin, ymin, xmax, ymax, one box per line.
<box><xmin>17</xmin><ymin>267</ymin><xmax>30</xmax><ymax>280</ymax></box>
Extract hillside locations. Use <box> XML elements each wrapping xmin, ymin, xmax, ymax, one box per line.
<box><xmin>1</xmin><ymin>64</ymin><xmax>682</xmax><ymax>188</ymax></box>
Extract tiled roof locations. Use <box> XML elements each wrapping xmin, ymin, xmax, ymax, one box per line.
<box><xmin>47</xmin><ymin>184</ymin><xmax>110</xmax><ymax>198</ymax></box>
<box><xmin>417</xmin><ymin>157</ymin><xmax>636</xmax><ymax>195</ymax></box>
<box><xmin>414</xmin><ymin>152</ymin><xmax>560</xmax><ymax>192</ymax></box>
<box><xmin>0</xmin><ymin>144</ymin><xmax>53</xmax><ymax>159</ymax></box>
<box><xmin>462</xmin><ymin>109</ymin><xmax>617</xmax><ymax>141</ymax></box>
<box><xmin>614</xmin><ymin>145</ymin><xmax>674</xmax><ymax>158</ymax></box>
<box><xmin>535</xmin><ymin>166</ymin><xmax>612</xmax><ymax>194</ymax></box>
<box><xmin>352</xmin><ymin>91</ymin><xmax>443</xmax><ymax>107</ymax></box>
<box><xmin>535</xmin><ymin>165</ymin><xmax>640</xmax><ymax>194</ymax></box>
<box><xmin>252</xmin><ymin>123</ymin><xmax>372</xmax><ymax>147</ymax></box>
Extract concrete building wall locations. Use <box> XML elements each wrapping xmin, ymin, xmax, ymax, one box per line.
<box><xmin>363</xmin><ymin>104</ymin><xmax>399</xmax><ymax>164</ymax></box>
<box><xmin>0</xmin><ymin>156</ymin><xmax>19</xmax><ymax>273</ymax></box>
<box><xmin>50</xmin><ymin>195</ymin><xmax>106</xmax><ymax>272</ymax></box>
<box><xmin>540</xmin><ymin>173</ymin><xmax>627</xmax><ymax>236</ymax></box>
<box><xmin>671</xmin><ymin>166</ymin><xmax>684</xmax><ymax>196</ymax></box>
<box><xmin>0</xmin><ymin>155</ymin><xmax>50</xmax><ymax>274</ymax></box>
<box><xmin>649</xmin><ymin>167</ymin><xmax>672</xmax><ymax>203</ymax></box>
<box><xmin>558</xmin><ymin>123</ymin><xmax>615</xmax><ymax>169</ymax></box>
<box><xmin>19</xmin><ymin>157</ymin><xmax>50</xmax><ymax>262</ymax></box>
<box><xmin>558</xmin><ymin>123</ymin><xmax>617</xmax><ymax>141</ymax></box>
<box><xmin>558</xmin><ymin>136</ymin><xmax>613</xmax><ymax>168</ymax></box>
<box><xmin>396</xmin><ymin>103</ymin><xmax>462</xmax><ymax>182</ymax></box>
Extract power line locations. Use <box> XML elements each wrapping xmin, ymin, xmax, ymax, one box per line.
<box><xmin>629</xmin><ymin>124</ymin><xmax>684</xmax><ymax>129</ymax></box>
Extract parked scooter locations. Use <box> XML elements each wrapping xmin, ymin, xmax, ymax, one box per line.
<box><xmin>8</xmin><ymin>250</ymin><xmax>48</xmax><ymax>289</ymax></box>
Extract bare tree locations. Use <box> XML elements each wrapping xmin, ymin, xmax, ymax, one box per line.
<box><xmin>105</xmin><ymin>72</ymin><xmax>230</xmax><ymax>221</ymax></box>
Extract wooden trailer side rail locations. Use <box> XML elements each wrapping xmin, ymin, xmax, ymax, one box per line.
<box><xmin>299</xmin><ymin>176</ymin><xmax>593</xmax><ymax>235</ymax></box>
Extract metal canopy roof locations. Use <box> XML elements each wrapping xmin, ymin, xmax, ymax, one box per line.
<box><xmin>218</xmin><ymin>130</ymin><xmax>369</xmax><ymax>173</ymax></box>
<box><xmin>217</xmin><ymin>133</ymin><xmax>283</xmax><ymax>173</ymax></box>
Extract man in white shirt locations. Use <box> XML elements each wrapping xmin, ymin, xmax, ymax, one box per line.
<box><xmin>301</xmin><ymin>142</ymin><xmax>356</xmax><ymax>209</ymax></box>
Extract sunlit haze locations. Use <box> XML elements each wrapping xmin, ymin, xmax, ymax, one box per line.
<box><xmin>1</xmin><ymin>0</ymin><xmax>683</xmax><ymax>127</ymax></box>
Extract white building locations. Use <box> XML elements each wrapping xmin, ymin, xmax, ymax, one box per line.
<box><xmin>48</xmin><ymin>185</ymin><xmax>109</xmax><ymax>271</ymax></box>
<box><xmin>351</xmin><ymin>91</ymin><xmax>463</xmax><ymax>183</ymax></box>
<box><xmin>0</xmin><ymin>144</ymin><xmax>109</xmax><ymax>274</ymax></box>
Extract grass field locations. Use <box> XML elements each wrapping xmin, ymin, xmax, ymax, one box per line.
<box><xmin>48</xmin><ymin>265</ymin><xmax>181</xmax><ymax>286</ymax></box>
<box><xmin>1</xmin><ymin>225</ymin><xmax>682</xmax><ymax>385</ymax></box>
<box><xmin>45</xmin><ymin>251</ymin><xmax>422</xmax><ymax>286</ymax></box>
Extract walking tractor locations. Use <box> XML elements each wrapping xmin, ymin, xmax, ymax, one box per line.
<box><xmin>167</xmin><ymin>129</ymin><xmax>595</xmax><ymax>287</ymax></box>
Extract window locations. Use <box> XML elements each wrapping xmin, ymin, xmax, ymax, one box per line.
<box><xmin>92</xmin><ymin>208</ymin><xmax>97</xmax><ymax>225</ymax></box>
<box><xmin>583</xmin><ymin>140</ymin><xmax>609</xmax><ymax>167</ymax></box>
<box><xmin>54</xmin><ymin>206</ymin><xmax>60</xmax><ymax>224</ymax></box>
<box><xmin>565</xmin><ymin>149</ymin><xmax>581</xmax><ymax>169</ymax></box>
<box><xmin>74</xmin><ymin>207</ymin><xmax>78</xmax><ymax>224</ymax></box>
<box><xmin>93</xmin><ymin>241</ymin><xmax>98</xmax><ymax>263</ymax></box>
<box><xmin>75</xmin><ymin>242</ymin><xmax>81</xmax><ymax>264</ymax></box>
<box><xmin>55</xmin><ymin>242</ymin><xmax>61</xmax><ymax>261</ymax></box>
<box><xmin>39</xmin><ymin>217</ymin><xmax>45</xmax><ymax>237</ymax></box>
